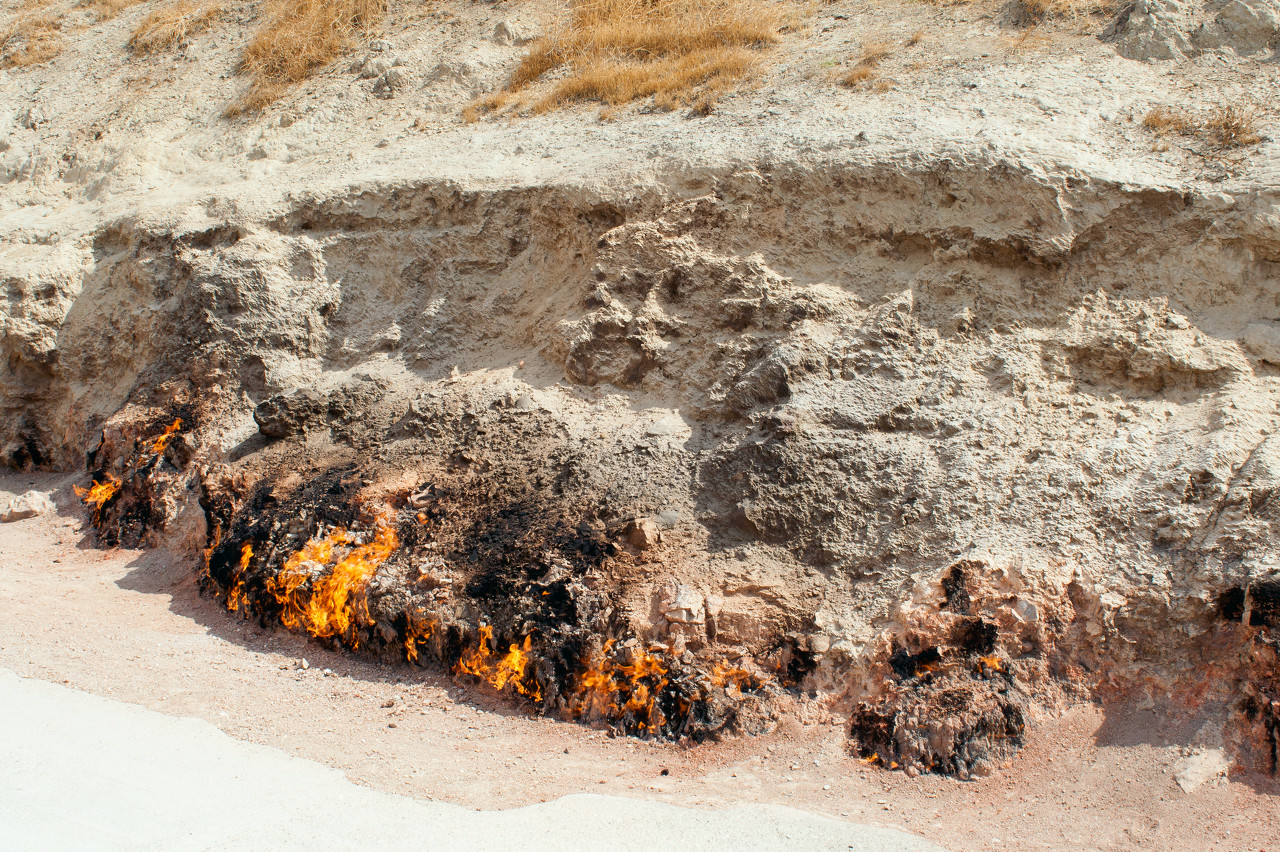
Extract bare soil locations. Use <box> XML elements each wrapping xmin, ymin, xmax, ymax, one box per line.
<box><xmin>3</xmin><ymin>472</ymin><xmax>1276</xmax><ymax>852</ymax></box>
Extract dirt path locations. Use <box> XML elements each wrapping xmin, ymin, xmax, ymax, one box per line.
<box><xmin>2</xmin><ymin>473</ymin><xmax>1276</xmax><ymax>852</ymax></box>
<box><xmin>3</xmin><ymin>671</ymin><xmax>939</xmax><ymax>852</ymax></box>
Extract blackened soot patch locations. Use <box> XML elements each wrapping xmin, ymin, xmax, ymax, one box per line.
<box><xmin>954</xmin><ymin>618</ymin><xmax>998</xmax><ymax>655</ymax></box>
<box><xmin>889</xmin><ymin>646</ymin><xmax>942</xmax><ymax>679</ymax></box>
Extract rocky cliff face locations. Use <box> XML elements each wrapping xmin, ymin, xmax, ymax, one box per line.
<box><xmin>1106</xmin><ymin>0</ymin><xmax>1280</xmax><ymax>61</ymax></box>
<box><xmin>5</xmin><ymin>150</ymin><xmax>1280</xmax><ymax>774</ymax></box>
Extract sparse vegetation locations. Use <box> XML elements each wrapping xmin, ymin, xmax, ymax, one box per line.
<box><xmin>840</xmin><ymin>40</ymin><xmax>892</xmax><ymax>89</ymax></box>
<box><xmin>1010</xmin><ymin>0</ymin><xmax>1116</xmax><ymax>25</ymax></box>
<box><xmin>129</xmin><ymin>0</ymin><xmax>220</xmax><ymax>53</ymax></box>
<box><xmin>1205</xmin><ymin>103</ymin><xmax>1264</xmax><ymax>149</ymax></box>
<box><xmin>1</xmin><ymin>5</ymin><xmax>62</xmax><ymax>67</ymax></box>
<box><xmin>1143</xmin><ymin>103</ymin><xmax>1263</xmax><ymax>150</ymax></box>
<box><xmin>470</xmin><ymin>0</ymin><xmax>784</xmax><ymax>119</ymax></box>
<box><xmin>83</xmin><ymin>0</ymin><xmax>145</xmax><ymax>21</ymax></box>
<box><xmin>228</xmin><ymin>0</ymin><xmax>384</xmax><ymax>115</ymax></box>
<box><xmin>1141</xmin><ymin>105</ymin><xmax>1192</xmax><ymax>136</ymax></box>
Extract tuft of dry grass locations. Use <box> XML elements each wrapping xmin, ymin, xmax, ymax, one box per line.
<box><xmin>474</xmin><ymin>0</ymin><xmax>783</xmax><ymax>117</ymax></box>
<box><xmin>1010</xmin><ymin>0</ymin><xmax>1117</xmax><ymax>24</ymax></box>
<box><xmin>1204</xmin><ymin>103</ymin><xmax>1264</xmax><ymax>149</ymax></box>
<box><xmin>0</xmin><ymin>8</ymin><xmax>62</xmax><ymax>67</ymax></box>
<box><xmin>129</xmin><ymin>0</ymin><xmax>220</xmax><ymax>53</ymax></box>
<box><xmin>1000</xmin><ymin>27</ymin><xmax>1051</xmax><ymax>54</ymax></box>
<box><xmin>1141</xmin><ymin>105</ymin><xmax>1192</xmax><ymax>136</ymax></box>
<box><xmin>462</xmin><ymin>89</ymin><xmax>517</xmax><ymax>123</ymax></box>
<box><xmin>1143</xmin><ymin>103</ymin><xmax>1263</xmax><ymax>150</ymax></box>
<box><xmin>840</xmin><ymin>40</ymin><xmax>891</xmax><ymax>88</ymax></box>
<box><xmin>228</xmin><ymin>0</ymin><xmax>384</xmax><ymax>115</ymax></box>
<box><xmin>83</xmin><ymin>0</ymin><xmax>146</xmax><ymax>21</ymax></box>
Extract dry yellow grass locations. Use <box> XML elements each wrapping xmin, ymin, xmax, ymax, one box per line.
<box><xmin>840</xmin><ymin>40</ymin><xmax>892</xmax><ymax>88</ymax></box>
<box><xmin>1000</xmin><ymin>27</ymin><xmax>1052</xmax><ymax>54</ymax></box>
<box><xmin>0</xmin><ymin>7</ymin><xmax>62</xmax><ymax>67</ymax></box>
<box><xmin>1141</xmin><ymin>105</ymin><xmax>1192</xmax><ymax>136</ymax></box>
<box><xmin>1010</xmin><ymin>0</ymin><xmax>1117</xmax><ymax>24</ymax></box>
<box><xmin>83</xmin><ymin>0</ymin><xmax>146</xmax><ymax>21</ymax></box>
<box><xmin>1143</xmin><ymin>103</ymin><xmax>1263</xmax><ymax>149</ymax></box>
<box><xmin>471</xmin><ymin>0</ymin><xmax>784</xmax><ymax>118</ymax></box>
<box><xmin>228</xmin><ymin>0</ymin><xmax>384</xmax><ymax>115</ymax></box>
<box><xmin>129</xmin><ymin>0</ymin><xmax>220</xmax><ymax>53</ymax></box>
<box><xmin>1205</xmin><ymin>103</ymin><xmax>1264</xmax><ymax>149</ymax></box>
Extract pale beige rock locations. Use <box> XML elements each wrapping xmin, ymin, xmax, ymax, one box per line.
<box><xmin>1243</xmin><ymin>322</ymin><xmax>1280</xmax><ymax>364</ymax></box>
<box><xmin>1</xmin><ymin>491</ymin><xmax>54</xmax><ymax>523</ymax></box>
<box><xmin>1174</xmin><ymin>749</ymin><xmax>1230</xmax><ymax>792</ymax></box>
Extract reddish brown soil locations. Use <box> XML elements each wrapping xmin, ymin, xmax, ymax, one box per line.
<box><xmin>2</xmin><ymin>472</ymin><xmax>1276</xmax><ymax>852</ymax></box>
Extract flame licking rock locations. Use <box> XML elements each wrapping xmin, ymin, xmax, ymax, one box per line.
<box><xmin>571</xmin><ymin>641</ymin><xmax>671</xmax><ymax>735</ymax></box>
<box><xmin>978</xmin><ymin>654</ymin><xmax>1004</xmax><ymax>673</ymax></box>
<box><xmin>265</xmin><ymin>523</ymin><xmax>398</xmax><ymax>646</ymax></box>
<box><xmin>199</xmin><ymin>485</ymin><xmax>773</xmax><ymax>741</ymax></box>
<box><xmin>201</xmin><ymin>523</ymin><xmax>223</xmax><ymax>583</ymax></box>
<box><xmin>75</xmin><ymin>415</ymin><xmax>183</xmax><ymax>537</ymax></box>
<box><xmin>74</xmin><ymin>473</ymin><xmax>122</xmax><ymax>523</ymax></box>
<box><xmin>226</xmin><ymin>541</ymin><xmax>252</xmax><ymax>612</ymax></box>
<box><xmin>403</xmin><ymin>611</ymin><xmax>436</xmax><ymax>663</ymax></box>
<box><xmin>711</xmin><ymin>662</ymin><xmax>761</xmax><ymax>693</ymax></box>
<box><xmin>267</xmin><ymin>528</ymin><xmax>355</xmax><ymax>628</ymax></box>
<box><xmin>455</xmin><ymin>625</ymin><xmax>542</xmax><ymax>702</ymax></box>
<box><xmin>151</xmin><ymin>418</ymin><xmax>182</xmax><ymax>455</ymax></box>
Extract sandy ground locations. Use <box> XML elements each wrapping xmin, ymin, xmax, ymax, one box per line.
<box><xmin>2</xmin><ymin>671</ymin><xmax>937</xmax><ymax>852</ymax></box>
<box><xmin>2</xmin><ymin>472</ymin><xmax>1277</xmax><ymax>852</ymax></box>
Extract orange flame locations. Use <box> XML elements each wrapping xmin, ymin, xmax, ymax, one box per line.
<box><xmin>200</xmin><ymin>523</ymin><xmax>223</xmax><ymax>583</ymax></box>
<box><xmin>404</xmin><ymin>612</ymin><xmax>436</xmax><ymax>663</ymax></box>
<box><xmin>74</xmin><ymin>417</ymin><xmax>181</xmax><ymax>528</ymax></box>
<box><xmin>455</xmin><ymin>625</ymin><xmax>542</xmax><ymax>702</ymax></box>
<box><xmin>710</xmin><ymin>662</ymin><xmax>761</xmax><ymax>692</ymax></box>
<box><xmin>226</xmin><ymin>541</ymin><xmax>252</xmax><ymax>612</ymax></box>
<box><xmin>268</xmin><ymin>528</ymin><xmax>354</xmax><ymax>629</ymax></box>
<box><xmin>74</xmin><ymin>473</ymin><xmax>122</xmax><ymax>522</ymax></box>
<box><xmin>571</xmin><ymin>641</ymin><xmax>670</xmax><ymax>734</ymax></box>
<box><xmin>266</xmin><ymin>524</ymin><xmax>398</xmax><ymax>645</ymax></box>
<box><xmin>151</xmin><ymin>418</ymin><xmax>182</xmax><ymax>455</ymax></box>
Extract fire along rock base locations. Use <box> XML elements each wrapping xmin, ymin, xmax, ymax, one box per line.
<box><xmin>6</xmin><ymin>160</ymin><xmax>1280</xmax><ymax>778</ymax></box>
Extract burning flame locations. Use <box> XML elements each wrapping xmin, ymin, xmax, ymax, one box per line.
<box><xmin>978</xmin><ymin>655</ymin><xmax>1003</xmax><ymax>673</ymax></box>
<box><xmin>151</xmin><ymin>418</ymin><xmax>182</xmax><ymax>455</ymax></box>
<box><xmin>74</xmin><ymin>417</ymin><xmax>182</xmax><ymax>529</ymax></box>
<box><xmin>74</xmin><ymin>473</ymin><xmax>122</xmax><ymax>523</ymax></box>
<box><xmin>200</xmin><ymin>523</ymin><xmax>223</xmax><ymax>583</ymax></box>
<box><xmin>571</xmin><ymin>641</ymin><xmax>670</xmax><ymax>735</ymax></box>
<box><xmin>455</xmin><ymin>625</ymin><xmax>542</xmax><ymax>702</ymax></box>
<box><xmin>266</xmin><ymin>524</ymin><xmax>398</xmax><ymax>645</ymax></box>
<box><xmin>226</xmin><ymin>541</ymin><xmax>252</xmax><ymax>612</ymax></box>
<box><xmin>403</xmin><ymin>612</ymin><xmax>435</xmax><ymax>664</ymax></box>
<box><xmin>710</xmin><ymin>662</ymin><xmax>761</xmax><ymax>692</ymax></box>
